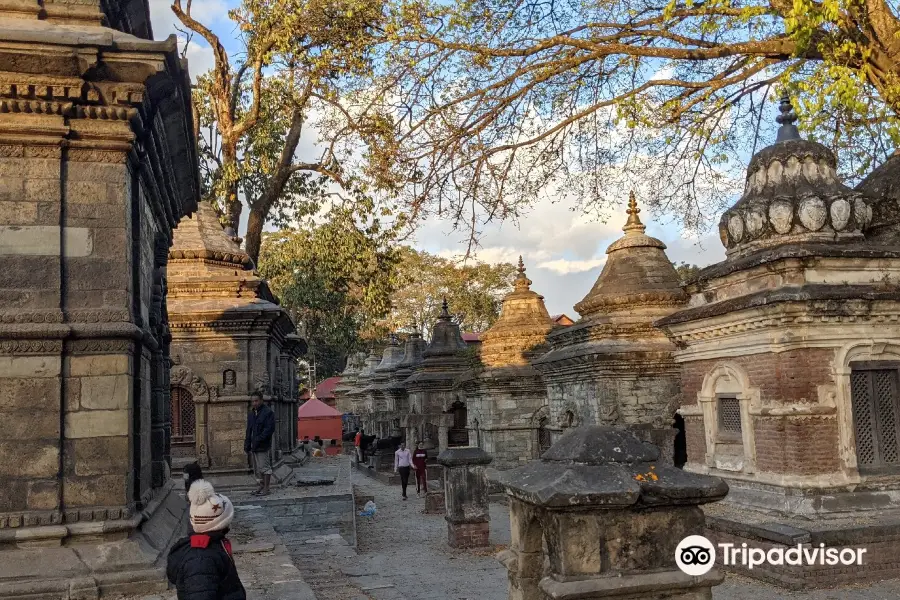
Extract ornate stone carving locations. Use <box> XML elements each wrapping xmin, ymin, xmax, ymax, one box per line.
<box><xmin>66</xmin><ymin>339</ymin><xmax>134</xmax><ymax>354</ymax></box>
<box><xmin>798</xmin><ymin>197</ymin><xmax>827</xmax><ymax>231</ymax></box>
<box><xmin>254</xmin><ymin>371</ymin><xmax>270</xmax><ymax>395</ymax></box>
<box><xmin>727</xmin><ymin>214</ymin><xmax>744</xmax><ymax>242</ymax></box>
<box><xmin>0</xmin><ymin>310</ymin><xmax>64</xmax><ymax>324</ymax></box>
<box><xmin>0</xmin><ymin>340</ymin><xmax>61</xmax><ymax>354</ymax></box>
<box><xmin>830</xmin><ymin>198</ymin><xmax>851</xmax><ymax>231</ymax></box>
<box><xmin>597</xmin><ymin>403</ymin><xmax>619</xmax><ymax>424</ymax></box>
<box><xmin>744</xmin><ymin>209</ymin><xmax>765</xmax><ymax>237</ymax></box>
<box><xmin>769</xmin><ymin>200</ymin><xmax>794</xmax><ymax>234</ymax></box>
<box><xmin>170</xmin><ymin>365</ymin><xmax>210</xmax><ymax>400</ymax></box>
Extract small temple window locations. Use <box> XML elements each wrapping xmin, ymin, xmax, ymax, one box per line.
<box><xmin>717</xmin><ymin>395</ymin><xmax>742</xmax><ymax>441</ymax></box>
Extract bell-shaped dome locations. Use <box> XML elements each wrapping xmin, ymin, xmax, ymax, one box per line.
<box><xmin>480</xmin><ymin>257</ymin><xmax>554</xmax><ymax>367</ymax></box>
<box><xmin>357</xmin><ymin>348</ymin><xmax>382</xmax><ymax>380</ymax></box>
<box><xmin>574</xmin><ymin>192</ymin><xmax>687</xmax><ymax>318</ymax></box>
<box><xmin>719</xmin><ymin>97</ymin><xmax>873</xmax><ymax>256</ymax></box>
<box><xmin>423</xmin><ymin>298</ymin><xmax>467</xmax><ymax>357</ymax></box>
<box><xmin>396</xmin><ymin>325</ymin><xmax>426</xmax><ymax>374</ymax></box>
<box><xmin>375</xmin><ymin>334</ymin><xmax>405</xmax><ymax>374</ymax></box>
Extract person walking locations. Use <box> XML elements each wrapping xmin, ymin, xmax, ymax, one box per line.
<box><xmin>166</xmin><ymin>479</ymin><xmax>246</xmax><ymax>599</ymax></box>
<box><xmin>412</xmin><ymin>441</ymin><xmax>428</xmax><ymax>496</ymax></box>
<box><xmin>244</xmin><ymin>392</ymin><xmax>275</xmax><ymax>496</ymax></box>
<box><xmin>394</xmin><ymin>442</ymin><xmax>413</xmax><ymax>501</ymax></box>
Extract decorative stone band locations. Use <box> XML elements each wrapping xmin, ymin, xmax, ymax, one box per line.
<box><xmin>168</xmin><ymin>250</ymin><xmax>252</xmax><ymax>267</ymax></box>
<box><xmin>0</xmin><ymin>505</ymin><xmax>136</xmax><ymax>532</ymax></box>
<box><xmin>679</xmin><ymin>403</ymin><xmax>837</xmax><ymax>418</ymax></box>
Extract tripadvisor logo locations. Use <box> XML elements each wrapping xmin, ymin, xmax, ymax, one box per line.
<box><xmin>675</xmin><ymin>535</ymin><xmax>868</xmax><ymax>575</ymax></box>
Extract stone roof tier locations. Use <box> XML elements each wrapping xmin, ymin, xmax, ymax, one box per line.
<box><xmin>573</xmin><ymin>192</ymin><xmax>687</xmax><ymax>318</ymax></box>
<box><xmin>719</xmin><ymin>97</ymin><xmax>874</xmax><ymax>257</ymax></box>
<box><xmin>479</xmin><ymin>257</ymin><xmax>554</xmax><ymax>368</ymax></box>
<box><xmin>169</xmin><ymin>201</ymin><xmax>253</xmax><ymax>269</ymax></box>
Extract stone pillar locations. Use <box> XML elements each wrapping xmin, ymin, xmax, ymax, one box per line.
<box><xmin>496</xmin><ymin>426</ymin><xmax>728</xmax><ymax>600</ymax></box>
<box><xmin>438</xmin><ymin>424</ymin><xmax>449</xmax><ymax>453</ymax></box>
<box><xmin>437</xmin><ymin>447</ymin><xmax>492</xmax><ymax>548</ymax></box>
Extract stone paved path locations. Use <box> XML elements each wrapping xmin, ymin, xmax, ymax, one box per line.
<box><xmin>348</xmin><ymin>475</ymin><xmax>511</xmax><ymax>600</ymax></box>
<box><xmin>127</xmin><ymin>460</ymin><xmax>900</xmax><ymax>600</ymax></box>
<box><xmin>349</xmin><ymin>473</ymin><xmax>900</xmax><ymax>600</ymax></box>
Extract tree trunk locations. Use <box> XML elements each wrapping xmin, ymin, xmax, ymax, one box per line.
<box><xmin>221</xmin><ymin>143</ymin><xmax>242</xmax><ymax>233</ymax></box>
<box><xmin>244</xmin><ymin>205</ymin><xmax>266</xmax><ymax>266</ymax></box>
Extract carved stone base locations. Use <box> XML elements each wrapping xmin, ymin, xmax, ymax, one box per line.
<box><xmin>0</xmin><ymin>482</ymin><xmax>187</xmax><ymax>600</ymax></box>
<box><xmin>447</xmin><ymin>520</ymin><xmax>489</xmax><ymax>549</ymax></box>
<box><xmin>424</xmin><ymin>488</ymin><xmax>445</xmax><ymax>515</ymax></box>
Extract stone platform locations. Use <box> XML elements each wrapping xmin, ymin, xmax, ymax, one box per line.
<box><xmin>704</xmin><ymin>502</ymin><xmax>900</xmax><ymax>589</ymax></box>
<box><xmin>0</xmin><ymin>482</ymin><xmax>187</xmax><ymax>600</ymax></box>
<box><xmin>351</xmin><ymin>459</ymin><xmax>401</xmax><ymax>485</ymax></box>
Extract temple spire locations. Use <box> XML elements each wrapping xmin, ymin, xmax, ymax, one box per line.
<box><xmin>515</xmin><ymin>255</ymin><xmax>533</xmax><ymax>291</ymax></box>
<box><xmin>775</xmin><ymin>96</ymin><xmax>801</xmax><ymax>142</ymax></box>
<box><xmin>440</xmin><ymin>297</ymin><xmax>451</xmax><ymax>319</ymax></box>
<box><xmin>623</xmin><ymin>191</ymin><xmax>647</xmax><ymax>235</ymax></box>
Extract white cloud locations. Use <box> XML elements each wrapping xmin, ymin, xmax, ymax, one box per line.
<box><xmin>537</xmin><ymin>257</ymin><xmax>607</xmax><ymax>275</ymax></box>
<box><xmin>181</xmin><ymin>39</ymin><xmax>216</xmax><ymax>80</ymax></box>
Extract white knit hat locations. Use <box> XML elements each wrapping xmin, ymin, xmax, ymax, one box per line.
<box><xmin>188</xmin><ymin>479</ymin><xmax>234</xmax><ymax>534</ymax></box>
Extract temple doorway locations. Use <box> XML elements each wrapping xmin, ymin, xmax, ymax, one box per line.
<box><xmin>673</xmin><ymin>412</ymin><xmax>687</xmax><ymax>468</ymax></box>
<box><xmin>448</xmin><ymin>400</ymin><xmax>469</xmax><ymax>446</ymax></box>
<box><xmin>170</xmin><ymin>386</ymin><xmax>196</xmax><ymax>459</ymax></box>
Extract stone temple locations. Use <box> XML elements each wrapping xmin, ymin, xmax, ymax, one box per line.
<box><xmin>0</xmin><ymin>0</ymin><xmax>199</xmax><ymax>596</ymax></box>
<box><xmin>0</xmin><ymin>1</ymin><xmax>308</xmax><ymax>596</ymax></box>
<box><xmin>167</xmin><ymin>201</ymin><xmax>305</xmax><ymax>472</ymax></box>
<box><xmin>338</xmin><ymin>99</ymin><xmax>900</xmax><ymax>587</ymax></box>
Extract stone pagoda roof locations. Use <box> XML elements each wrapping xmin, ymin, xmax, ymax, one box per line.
<box><xmin>857</xmin><ymin>152</ymin><xmax>900</xmax><ymax>243</ymax></box>
<box><xmin>405</xmin><ymin>299</ymin><xmax>469</xmax><ymax>388</ymax></box>
<box><xmin>167</xmin><ymin>202</ymin><xmax>291</xmax><ymax>333</ymax></box>
<box><xmin>423</xmin><ymin>299</ymin><xmax>468</xmax><ymax>358</ymax></box>
<box><xmin>574</xmin><ymin>192</ymin><xmax>687</xmax><ymax>318</ymax></box>
<box><xmin>375</xmin><ymin>334</ymin><xmax>405</xmax><ymax>375</ymax></box>
<box><xmin>169</xmin><ymin>201</ymin><xmax>253</xmax><ymax>269</ymax></box>
<box><xmin>533</xmin><ymin>194</ymin><xmax>686</xmax><ymax>370</ymax></box>
<box><xmin>479</xmin><ymin>257</ymin><xmax>554</xmax><ymax>368</ymax></box>
<box><xmin>719</xmin><ymin>97</ymin><xmax>873</xmax><ymax>257</ymax></box>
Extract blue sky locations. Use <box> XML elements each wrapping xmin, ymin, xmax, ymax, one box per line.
<box><xmin>148</xmin><ymin>0</ymin><xmax>727</xmax><ymax>317</ymax></box>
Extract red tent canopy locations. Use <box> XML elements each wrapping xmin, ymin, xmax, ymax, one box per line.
<box><xmin>298</xmin><ymin>396</ymin><xmax>342</xmax><ymax>418</ymax></box>
<box><xmin>297</xmin><ymin>397</ymin><xmax>342</xmax><ymax>449</ymax></box>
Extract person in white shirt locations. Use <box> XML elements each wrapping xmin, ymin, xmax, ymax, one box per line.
<box><xmin>394</xmin><ymin>442</ymin><xmax>413</xmax><ymax>501</ymax></box>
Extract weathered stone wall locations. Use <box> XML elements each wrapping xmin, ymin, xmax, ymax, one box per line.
<box><xmin>545</xmin><ymin>365</ymin><xmax>681</xmax><ymax>429</ymax></box>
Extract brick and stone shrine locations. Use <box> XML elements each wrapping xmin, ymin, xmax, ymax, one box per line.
<box><xmin>533</xmin><ymin>193</ymin><xmax>688</xmax><ymax>460</ymax></box>
<box><xmin>496</xmin><ymin>425</ymin><xmax>728</xmax><ymax>600</ymax></box>
<box><xmin>0</xmin><ymin>0</ymin><xmax>199</xmax><ymax>596</ymax></box>
<box><xmin>438</xmin><ymin>446</ymin><xmax>493</xmax><ymax>548</ymax></box>
<box><xmin>395</xmin><ymin>326</ymin><xmax>427</xmax><ymax>443</ymax></box>
<box><xmin>656</xmin><ymin>98</ymin><xmax>900</xmax><ymax>586</ymax></box>
<box><xmin>368</xmin><ymin>334</ymin><xmax>405</xmax><ymax>438</ymax></box>
<box><xmin>167</xmin><ymin>201</ymin><xmax>305</xmax><ymax>471</ymax></box>
<box><xmin>405</xmin><ymin>299</ymin><xmax>470</xmax><ymax>452</ymax></box>
<box><xmin>333</xmin><ymin>350</ymin><xmax>366</xmax><ymax>415</ymax></box>
<box><xmin>458</xmin><ymin>257</ymin><xmax>554</xmax><ymax>469</ymax></box>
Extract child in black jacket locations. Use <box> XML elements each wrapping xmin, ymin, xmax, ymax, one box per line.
<box><xmin>167</xmin><ymin>480</ymin><xmax>246</xmax><ymax>600</ymax></box>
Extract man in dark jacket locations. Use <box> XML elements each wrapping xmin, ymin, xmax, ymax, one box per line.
<box><xmin>244</xmin><ymin>392</ymin><xmax>275</xmax><ymax>496</ymax></box>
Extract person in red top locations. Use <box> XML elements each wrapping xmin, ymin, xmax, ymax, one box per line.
<box><xmin>412</xmin><ymin>441</ymin><xmax>429</xmax><ymax>497</ymax></box>
<box><xmin>354</xmin><ymin>428</ymin><xmax>363</xmax><ymax>463</ymax></box>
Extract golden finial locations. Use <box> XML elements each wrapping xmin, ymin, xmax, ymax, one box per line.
<box><xmin>514</xmin><ymin>255</ymin><xmax>532</xmax><ymax>291</ymax></box>
<box><xmin>623</xmin><ymin>190</ymin><xmax>646</xmax><ymax>235</ymax></box>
